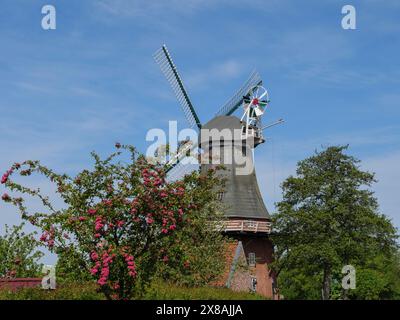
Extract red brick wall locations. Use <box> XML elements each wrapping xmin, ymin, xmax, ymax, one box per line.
<box><xmin>240</xmin><ymin>236</ymin><xmax>275</xmax><ymax>298</ymax></box>
<box><xmin>214</xmin><ymin>236</ymin><xmax>277</xmax><ymax>299</ymax></box>
<box><xmin>0</xmin><ymin>278</ymin><xmax>42</xmax><ymax>291</ymax></box>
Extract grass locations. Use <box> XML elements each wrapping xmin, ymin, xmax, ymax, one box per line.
<box><xmin>0</xmin><ymin>282</ymin><xmax>104</xmax><ymax>300</ymax></box>
<box><xmin>0</xmin><ymin>281</ymin><xmax>267</xmax><ymax>300</ymax></box>
<box><xmin>144</xmin><ymin>282</ymin><xmax>267</xmax><ymax>300</ymax></box>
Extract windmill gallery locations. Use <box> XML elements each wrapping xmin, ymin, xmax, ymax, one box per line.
<box><xmin>151</xmin><ymin>45</ymin><xmax>283</xmax><ymax>299</ymax></box>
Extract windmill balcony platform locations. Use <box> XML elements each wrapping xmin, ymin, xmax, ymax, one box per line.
<box><xmin>221</xmin><ymin>219</ymin><xmax>272</xmax><ymax>234</ymax></box>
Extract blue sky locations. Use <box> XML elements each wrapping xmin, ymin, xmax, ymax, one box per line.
<box><xmin>1</xmin><ymin>0</ymin><xmax>399</xmax><ymax>263</ymax></box>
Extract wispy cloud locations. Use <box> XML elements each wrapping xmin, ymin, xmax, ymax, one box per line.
<box><xmin>94</xmin><ymin>0</ymin><xmax>290</xmax><ymax>18</ymax></box>
<box><xmin>185</xmin><ymin>59</ymin><xmax>244</xmax><ymax>89</ymax></box>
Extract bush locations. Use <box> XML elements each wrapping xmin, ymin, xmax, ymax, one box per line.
<box><xmin>0</xmin><ymin>223</ymin><xmax>43</xmax><ymax>278</ymax></box>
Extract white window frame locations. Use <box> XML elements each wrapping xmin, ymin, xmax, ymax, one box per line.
<box><xmin>248</xmin><ymin>252</ymin><xmax>256</xmax><ymax>267</ymax></box>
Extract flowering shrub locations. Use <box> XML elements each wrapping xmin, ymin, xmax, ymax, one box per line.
<box><xmin>1</xmin><ymin>144</ymin><xmax>225</xmax><ymax>299</ymax></box>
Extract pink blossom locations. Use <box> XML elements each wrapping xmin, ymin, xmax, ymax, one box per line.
<box><xmin>128</xmin><ymin>271</ymin><xmax>136</xmax><ymax>277</ymax></box>
<box><xmin>1</xmin><ymin>169</ymin><xmax>13</xmax><ymax>184</ymax></box>
<box><xmin>161</xmin><ymin>229</ymin><xmax>168</xmax><ymax>234</ymax></box>
<box><xmin>90</xmin><ymin>251</ymin><xmax>99</xmax><ymax>261</ymax></box>
<box><xmin>78</xmin><ymin>216</ymin><xmax>87</xmax><ymax>221</ymax></box>
<box><xmin>40</xmin><ymin>233</ymin><xmax>47</xmax><ymax>242</ymax></box>
<box><xmin>90</xmin><ymin>268</ymin><xmax>98</xmax><ymax>275</ymax></box>
<box><xmin>145</xmin><ymin>216</ymin><xmax>154</xmax><ymax>224</ymax></box>
<box><xmin>88</xmin><ymin>208</ymin><xmax>97</xmax><ymax>215</ymax></box>
<box><xmin>1</xmin><ymin>174</ymin><xmax>8</xmax><ymax>184</ymax></box>
<box><xmin>95</xmin><ymin>217</ymin><xmax>104</xmax><ymax>231</ymax></box>
<box><xmin>1</xmin><ymin>193</ymin><xmax>11</xmax><ymax>201</ymax></box>
<box><xmin>100</xmin><ymin>267</ymin><xmax>110</xmax><ymax>278</ymax></box>
<box><xmin>169</xmin><ymin>224</ymin><xmax>176</xmax><ymax>231</ymax></box>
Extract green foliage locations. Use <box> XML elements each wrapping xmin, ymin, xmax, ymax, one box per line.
<box><xmin>0</xmin><ymin>223</ymin><xmax>43</xmax><ymax>278</ymax></box>
<box><xmin>271</xmin><ymin>145</ymin><xmax>399</xmax><ymax>300</ymax></box>
<box><xmin>55</xmin><ymin>247</ymin><xmax>92</xmax><ymax>284</ymax></box>
<box><xmin>348</xmin><ymin>252</ymin><xmax>400</xmax><ymax>300</ymax></box>
<box><xmin>276</xmin><ymin>268</ymin><xmax>321</xmax><ymax>300</ymax></box>
<box><xmin>155</xmin><ymin>172</ymin><xmax>227</xmax><ymax>287</ymax></box>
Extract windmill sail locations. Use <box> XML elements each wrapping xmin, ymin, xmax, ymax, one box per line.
<box><xmin>215</xmin><ymin>70</ymin><xmax>262</xmax><ymax>116</ymax></box>
<box><xmin>166</xmin><ymin>140</ymin><xmax>198</xmax><ymax>171</ymax></box>
<box><xmin>154</xmin><ymin>45</ymin><xmax>202</xmax><ymax>130</ymax></box>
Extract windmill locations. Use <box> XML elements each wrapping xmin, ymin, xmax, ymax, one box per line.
<box><xmin>153</xmin><ymin>45</ymin><xmax>283</xmax><ymax>298</ymax></box>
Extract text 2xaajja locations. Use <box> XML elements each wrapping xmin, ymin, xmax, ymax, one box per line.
<box><xmin>156</xmin><ymin>304</ymin><xmax>243</xmax><ymax>317</ymax></box>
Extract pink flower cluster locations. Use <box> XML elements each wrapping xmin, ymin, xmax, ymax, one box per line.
<box><xmin>90</xmin><ymin>249</ymin><xmax>115</xmax><ymax>286</ymax></box>
<box><xmin>39</xmin><ymin>227</ymin><xmax>55</xmax><ymax>249</ymax></box>
<box><xmin>1</xmin><ymin>168</ymin><xmax>13</xmax><ymax>184</ymax></box>
<box><xmin>88</xmin><ymin>208</ymin><xmax>97</xmax><ymax>215</ymax></box>
<box><xmin>102</xmin><ymin>199</ymin><xmax>113</xmax><ymax>207</ymax></box>
<box><xmin>116</xmin><ymin>220</ymin><xmax>125</xmax><ymax>228</ymax></box>
<box><xmin>145</xmin><ymin>214</ymin><xmax>154</xmax><ymax>224</ymax></box>
<box><xmin>95</xmin><ymin>216</ymin><xmax>104</xmax><ymax>231</ymax></box>
<box><xmin>141</xmin><ymin>168</ymin><xmax>164</xmax><ymax>187</ymax></box>
<box><xmin>1</xmin><ymin>193</ymin><xmax>11</xmax><ymax>202</ymax></box>
<box><xmin>123</xmin><ymin>253</ymin><xmax>137</xmax><ymax>278</ymax></box>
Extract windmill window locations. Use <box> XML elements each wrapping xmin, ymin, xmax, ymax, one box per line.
<box><xmin>250</xmin><ymin>276</ymin><xmax>257</xmax><ymax>292</ymax></box>
<box><xmin>217</xmin><ymin>191</ymin><xmax>224</xmax><ymax>201</ymax></box>
<box><xmin>248</xmin><ymin>253</ymin><xmax>256</xmax><ymax>267</ymax></box>
<box><xmin>247</xmin><ymin>221</ymin><xmax>257</xmax><ymax>228</ymax></box>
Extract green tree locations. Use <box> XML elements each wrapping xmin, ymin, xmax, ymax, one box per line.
<box><xmin>0</xmin><ymin>223</ymin><xmax>43</xmax><ymax>278</ymax></box>
<box><xmin>271</xmin><ymin>145</ymin><xmax>398</xmax><ymax>300</ymax></box>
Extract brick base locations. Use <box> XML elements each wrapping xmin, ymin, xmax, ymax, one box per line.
<box><xmin>215</xmin><ymin>236</ymin><xmax>278</xmax><ymax>299</ymax></box>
